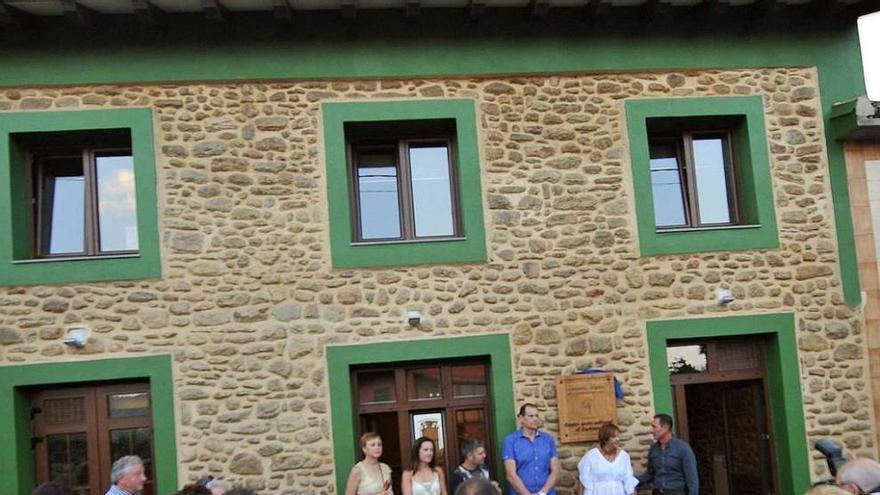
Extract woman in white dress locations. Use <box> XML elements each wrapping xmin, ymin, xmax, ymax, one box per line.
<box><xmin>576</xmin><ymin>423</ymin><xmax>638</xmax><ymax>495</ymax></box>
<box><xmin>402</xmin><ymin>437</ymin><xmax>449</xmax><ymax>495</ymax></box>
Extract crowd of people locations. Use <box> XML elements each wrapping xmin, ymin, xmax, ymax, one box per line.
<box><xmin>27</xmin><ymin>402</ymin><xmax>880</xmax><ymax>495</ymax></box>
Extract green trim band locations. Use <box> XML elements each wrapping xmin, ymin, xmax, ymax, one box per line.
<box><xmin>0</xmin><ymin>108</ymin><xmax>161</xmax><ymax>286</ymax></box>
<box><xmin>326</xmin><ymin>334</ymin><xmax>515</xmax><ymax>493</ymax></box>
<box><xmin>322</xmin><ymin>99</ymin><xmax>487</xmax><ymax>268</ymax></box>
<box><xmin>0</xmin><ymin>355</ymin><xmax>178</xmax><ymax>495</ymax></box>
<box><xmin>646</xmin><ymin>313</ymin><xmax>809</xmax><ymax>494</ymax></box>
<box><xmin>625</xmin><ymin>95</ymin><xmax>779</xmax><ymax>256</ymax></box>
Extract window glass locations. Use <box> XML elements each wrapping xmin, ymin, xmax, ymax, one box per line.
<box><xmin>110</xmin><ymin>428</ymin><xmax>153</xmax><ymax>475</ymax></box>
<box><xmin>358</xmin><ymin>370</ymin><xmax>396</xmax><ymax>404</ymax></box>
<box><xmin>411</xmin><ymin>411</ymin><xmax>445</xmax><ymax>467</ymax></box>
<box><xmin>451</xmin><ymin>364</ymin><xmax>487</xmax><ymax>398</ymax></box>
<box><xmin>667</xmin><ymin>344</ymin><xmax>708</xmax><ymax>374</ymax></box>
<box><xmin>108</xmin><ymin>391</ymin><xmax>150</xmax><ymax>418</ymax></box>
<box><xmin>693</xmin><ymin>137</ymin><xmax>732</xmax><ymax>224</ymax></box>
<box><xmin>407</xmin><ymin>367</ymin><xmax>442</xmax><ymax>400</ymax></box>
<box><xmin>47</xmin><ymin>433</ymin><xmax>90</xmax><ymax>495</ymax></box>
<box><xmin>356</xmin><ymin>150</ymin><xmax>401</xmax><ymax>240</ymax></box>
<box><xmin>649</xmin><ymin>141</ymin><xmax>687</xmax><ymax>227</ymax></box>
<box><xmin>96</xmin><ymin>153</ymin><xmax>139</xmax><ymax>252</ymax></box>
<box><xmin>454</xmin><ymin>408</ymin><xmax>488</xmax><ymax>457</ymax></box>
<box><xmin>43</xmin><ymin>157</ymin><xmax>85</xmax><ymax>255</ymax></box>
<box><xmin>410</xmin><ymin>144</ymin><xmax>455</xmax><ymax>237</ymax></box>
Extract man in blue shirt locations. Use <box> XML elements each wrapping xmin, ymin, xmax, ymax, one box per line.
<box><xmin>104</xmin><ymin>455</ymin><xmax>147</xmax><ymax>495</ymax></box>
<box><xmin>502</xmin><ymin>403</ymin><xmax>560</xmax><ymax>495</ymax></box>
<box><xmin>637</xmin><ymin>413</ymin><xmax>699</xmax><ymax>495</ymax></box>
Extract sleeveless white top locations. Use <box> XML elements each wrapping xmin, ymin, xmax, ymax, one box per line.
<box><xmin>411</xmin><ymin>471</ymin><xmax>440</xmax><ymax>495</ymax></box>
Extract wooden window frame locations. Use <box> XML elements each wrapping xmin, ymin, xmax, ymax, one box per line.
<box><xmin>31</xmin><ymin>145</ymin><xmax>137</xmax><ymax>259</ymax></box>
<box><xmin>649</xmin><ymin>128</ymin><xmax>741</xmax><ymax>230</ymax></box>
<box><xmin>348</xmin><ymin>133</ymin><xmax>462</xmax><ymax>244</ymax></box>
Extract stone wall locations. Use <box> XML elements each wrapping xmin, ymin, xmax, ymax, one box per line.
<box><xmin>0</xmin><ymin>67</ymin><xmax>876</xmax><ymax>494</ymax></box>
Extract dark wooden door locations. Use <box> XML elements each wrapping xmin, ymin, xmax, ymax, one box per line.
<box><xmin>32</xmin><ymin>383</ymin><xmax>155</xmax><ymax>495</ymax></box>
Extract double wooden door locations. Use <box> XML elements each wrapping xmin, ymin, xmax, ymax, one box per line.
<box><xmin>31</xmin><ymin>382</ymin><xmax>155</xmax><ymax>495</ymax></box>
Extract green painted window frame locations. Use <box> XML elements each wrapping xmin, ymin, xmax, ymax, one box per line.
<box><xmin>646</xmin><ymin>313</ymin><xmax>809</xmax><ymax>495</ymax></box>
<box><xmin>626</xmin><ymin>96</ymin><xmax>778</xmax><ymax>256</ymax></box>
<box><xmin>0</xmin><ymin>108</ymin><xmax>161</xmax><ymax>285</ymax></box>
<box><xmin>0</xmin><ymin>355</ymin><xmax>178</xmax><ymax>495</ymax></box>
<box><xmin>327</xmin><ymin>334</ymin><xmax>515</xmax><ymax>493</ymax></box>
<box><xmin>322</xmin><ymin>99</ymin><xmax>487</xmax><ymax>268</ymax></box>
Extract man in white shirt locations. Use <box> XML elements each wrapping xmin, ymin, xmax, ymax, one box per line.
<box><xmin>104</xmin><ymin>456</ymin><xmax>147</xmax><ymax>495</ymax></box>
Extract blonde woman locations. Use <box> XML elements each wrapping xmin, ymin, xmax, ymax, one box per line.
<box><xmin>345</xmin><ymin>432</ymin><xmax>394</xmax><ymax>495</ymax></box>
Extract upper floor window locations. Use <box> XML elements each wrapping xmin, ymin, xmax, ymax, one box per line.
<box><xmin>649</xmin><ymin>119</ymin><xmax>741</xmax><ymax>230</ymax></box>
<box><xmin>347</xmin><ymin>119</ymin><xmax>461</xmax><ymax>243</ymax></box>
<box><xmin>32</xmin><ymin>140</ymin><xmax>138</xmax><ymax>258</ymax></box>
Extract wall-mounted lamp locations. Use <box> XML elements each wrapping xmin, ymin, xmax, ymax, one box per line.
<box><xmin>63</xmin><ymin>325</ymin><xmax>91</xmax><ymax>348</ymax></box>
<box><xmin>406</xmin><ymin>311</ymin><xmax>422</xmax><ymax>327</ymax></box>
<box><xmin>715</xmin><ymin>289</ymin><xmax>735</xmax><ymax>305</ymax></box>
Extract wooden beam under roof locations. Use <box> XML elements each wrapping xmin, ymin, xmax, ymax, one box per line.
<box><xmin>273</xmin><ymin>0</ymin><xmax>293</xmax><ymax>22</ymax></box>
<box><xmin>132</xmin><ymin>0</ymin><xmax>167</xmax><ymax>25</ymax></box>
<box><xmin>530</xmin><ymin>0</ymin><xmax>550</xmax><ymax>18</ymax></box>
<box><xmin>61</xmin><ymin>0</ymin><xmax>100</xmax><ymax>26</ymax></box>
<box><xmin>202</xmin><ymin>0</ymin><xmax>229</xmax><ymax>22</ymax></box>
<box><xmin>341</xmin><ymin>0</ymin><xmax>357</xmax><ymax>20</ymax></box>
<box><xmin>468</xmin><ymin>0</ymin><xmax>486</xmax><ymax>19</ymax></box>
<box><xmin>406</xmin><ymin>0</ymin><xmax>421</xmax><ymax>19</ymax></box>
<box><xmin>0</xmin><ymin>1</ymin><xmax>31</xmax><ymax>25</ymax></box>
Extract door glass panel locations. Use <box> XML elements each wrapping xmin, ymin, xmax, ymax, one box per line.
<box><xmin>667</xmin><ymin>344</ymin><xmax>708</xmax><ymax>374</ymax></box>
<box><xmin>108</xmin><ymin>391</ymin><xmax>150</xmax><ymax>418</ymax></box>
<box><xmin>649</xmin><ymin>140</ymin><xmax>687</xmax><ymax>228</ymax></box>
<box><xmin>407</xmin><ymin>368</ymin><xmax>441</xmax><ymax>400</ymax></box>
<box><xmin>454</xmin><ymin>408</ymin><xmax>488</xmax><ymax>459</ymax></box>
<box><xmin>96</xmin><ymin>153</ymin><xmax>139</xmax><ymax>252</ymax></box>
<box><xmin>356</xmin><ymin>149</ymin><xmax>401</xmax><ymax>240</ymax></box>
<box><xmin>451</xmin><ymin>365</ymin><xmax>487</xmax><ymax>398</ymax></box>
<box><xmin>410</xmin><ymin>144</ymin><xmax>455</xmax><ymax>237</ymax></box>
<box><xmin>42</xmin><ymin>157</ymin><xmax>85</xmax><ymax>255</ymax></box>
<box><xmin>110</xmin><ymin>428</ymin><xmax>153</xmax><ymax>472</ymax></box>
<box><xmin>411</xmin><ymin>411</ymin><xmax>445</xmax><ymax>468</ymax></box>
<box><xmin>46</xmin><ymin>432</ymin><xmax>89</xmax><ymax>493</ymax></box>
<box><xmin>358</xmin><ymin>370</ymin><xmax>396</xmax><ymax>404</ymax></box>
<box><xmin>692</xmin><ymin>136</ymin><xmax>732</xmax><ymax>224</ymax></box>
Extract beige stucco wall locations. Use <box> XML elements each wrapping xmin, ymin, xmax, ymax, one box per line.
<box><xmin>0</xmin><ymin>67</ymin><xmax>876</xmax><ymax>494</ymax></box>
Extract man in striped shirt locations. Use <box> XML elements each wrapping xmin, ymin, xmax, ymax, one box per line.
<box><xmin>104</xmin><ymin>456</ymin><xmax>147</xmax><ymax>495</ymax></box>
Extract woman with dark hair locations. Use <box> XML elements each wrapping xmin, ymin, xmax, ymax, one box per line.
<box><xmin>344</xmin><ymin>432</ymin><xmax>393</xmax><ymax>495</ymax></box>
<box><xmin>402</xmin><ymin>437</ymin><xmax>448</xmax><ymax>495</ymax></box>
<box><xmin>576</xmin><ymin>423</ymin><xmax>638</xmax><ymax>495</ymax></box>
<box><xmin>32</xmin><ymin>483</ymin><xmax>73</xmax><ymax>495</ymax></box>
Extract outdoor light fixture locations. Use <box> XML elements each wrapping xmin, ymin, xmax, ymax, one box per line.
<box><xmin>715</xmin><ymin>289</ymin><xmax>735</xmax><ymax>305</ymax></box>
<box><xmin>407</xmin><ymin>311</ymin><xmax>422</xmax><ymax>327</ymax></box>
<box><xmin>63</xmin><ymin>325</ymin><xmax>91</xmax><ymax>348</ymax></box>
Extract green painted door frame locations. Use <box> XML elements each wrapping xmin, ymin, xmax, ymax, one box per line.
<box><xmin>0</xmin><ymin>355</ymin><xmax>178</xmax><ymax>495</ymax></box>
<box><xmin>646</xmin><ymin>313</ymin><xmax>809</xmax><ymax>495</ymax></box>
<box><xmin>326</xmin><ymin>333</ymin><xmax>516</xmax><ymax>494</ymax></box>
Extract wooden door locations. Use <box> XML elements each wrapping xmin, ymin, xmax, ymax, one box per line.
<box><xmin>32</xmin><ymin>382</ymin><xmax>155</xmax><ymax>495</ymax></box>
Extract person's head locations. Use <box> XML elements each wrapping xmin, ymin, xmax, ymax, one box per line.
<box><xmin>32</xmin><ymin>483</ymin><xmax>74</xmax><ymax>495</ymax></box>
<box><xmin>411</xmin><ymin>436</ymin><xmax>437</xmax><ymax>470</ymax></box>
<box><xmin>454</xmin><ymin>478</ymin><xmax>499</xmax><ymax>495</ymax></box>
<box><xmin>174</xmin><ymin>484</ymin><xmax>211</xmax><ymax>495</ymax></box>
<box><xmin>837</xmin><ymin>458</ymin><xmax>880</xmax><ymax>495</ymax></box>
<box><xmin>805</xmin><ymin>485</ymin><xmax>851</xmax><ymax>495</ymax></box>
<box><xmin>205</xmin><ymin>479</ymin><xmax>231</xmax><ymax>495</ymax></box>
<box><xmin>110</xmin><ymin>455</ymin><xmax>147</xmax><ymax>493</ymax></box>
<box><xmin>650</xmin><ymin>414</ymin><xmax>674</xmax><ymax>443</ymax></box>
<box><xmin>460</xmin><ymin>439</ymin><xmax>487</xmax><ymax>467</ymax></box>
<box><xmin>598</xmin><ymin>422</ymin><xmax>622</xmax><ymax>450</ymax></box>
<box><xmin>517</xmin><ymin>403</ymin><xmax>540</xmax><ymax>431</ymax></box>
<box><xmin>360</xmin><ymin>432</ymin><xmax>383</xmax><ymax>460</ymax></box>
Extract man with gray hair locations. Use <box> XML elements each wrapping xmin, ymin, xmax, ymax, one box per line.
<box><xmin>837</xmin><ymin>458</ymin><xmax>880</xmax><ymax>495</ymax></box>
<box><xmin>105</xmin><ymin>455</ymin><xmax>147</xmax><ymax>495</ymax></box>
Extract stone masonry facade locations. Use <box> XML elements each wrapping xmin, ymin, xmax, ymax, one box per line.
<box><xmin>0</xmin><ymin>67</ymin><xmax>876</xmax><ymax>493</ymax></box>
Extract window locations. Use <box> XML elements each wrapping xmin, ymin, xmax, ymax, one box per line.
<box><xmin>32</xmin><ymin>383</ymin><xmax>155</xmax><ymax>495</ymax></box>
<box><xmin>0</xmin><ymin>109</ymin><xmax>160</xmax><ymax>285</ymax></box>
<box><xmin>322</xmin><ymin>99</ymin><xmax>486</xmax><ymax>268</ymax></box>
<box><xmin>28</xmin><ymin>131</ymin><xmax>139</xmax><ymax>258</ymax></box>
<box><xmin>348</xmin><ymin>119</ymin><xmax>459</xmax><ymax>242</ymax></box>
<box><xmin>625</xmin><ymin>96</ymin><xmax>778</xmax><ymax>256</ymax></box>
<box><xmin>648</xmin><ymin>118</ymin><xmax>741</xmax><ymax>229</ymax></box>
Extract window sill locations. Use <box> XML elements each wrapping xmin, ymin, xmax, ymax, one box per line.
<box><xmin>656</xmin><ymin>224</ymin><xmax>762</xmax><ymax>234</ymax></box>
<box><xmin>351</xmin><ymin>236</ymin><xmax>466</xmax><ymax>247</ymax></box>
<box><xmin>13</xmin><ymin>253</ymin><xmax>140</xmax><ymax>264</ymax></box>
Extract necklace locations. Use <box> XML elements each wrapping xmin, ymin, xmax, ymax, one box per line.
<box><xmin>601</xmin><ymin>447</ymin><xmax>618</xmax><ymax>462</ymax></box>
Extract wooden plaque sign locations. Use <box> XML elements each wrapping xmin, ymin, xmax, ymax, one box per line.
<box><xmin>556</xmin><ymin>373</ymin><xmax>616</xmax><ymax>443</ymax></box>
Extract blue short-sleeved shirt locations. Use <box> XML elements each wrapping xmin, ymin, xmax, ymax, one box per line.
<box><xmin>501</xmin><ymin>429</ymin><xmax>557</xmax><ymax>495</ymax></box>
